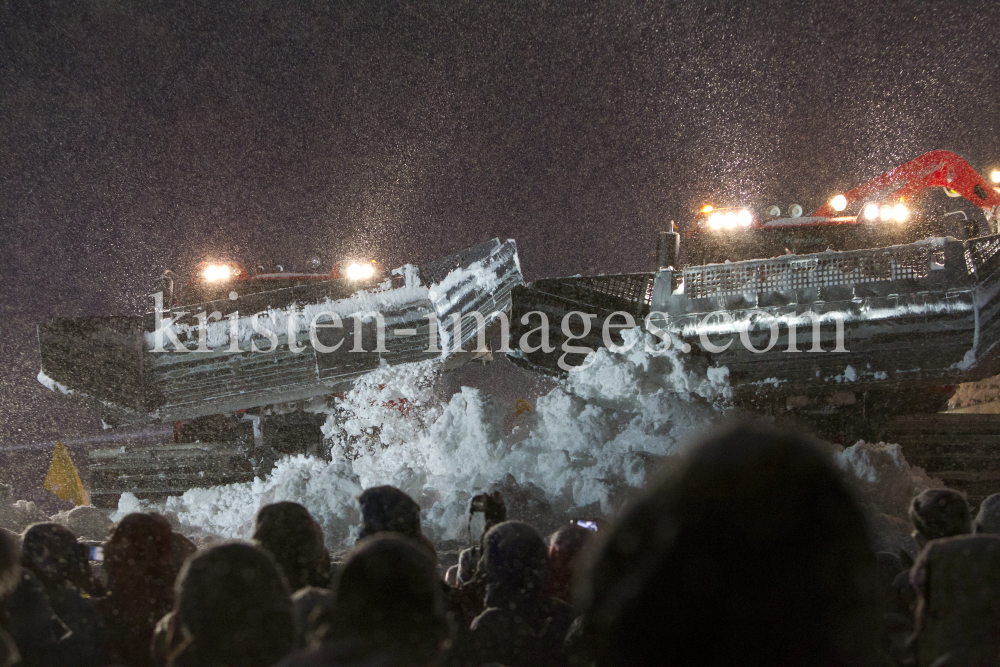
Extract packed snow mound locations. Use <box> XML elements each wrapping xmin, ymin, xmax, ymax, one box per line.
<box><xmin>66</xmin><ymin>505</ymin><xmax>115</xmax><ymax>540</ymax></box>
<box><xmin>833</xmin><ymin>440</ymin><xmax>944</xmax><ymax>554</ymax></box>
<box><xmin>154</xmin><ymin>329</ymin><xmax>733</xmax><ymax>544</ymax></box>
<box><xmin>948</xmin><ymin>374</ymin><xmax>1000</xmax><ymax>411</ymax></box>
<box><xmin>0</xmin><ymin>484</ymin><xmax>50</xmax><ymax>534</ymax></box>
<box><xmin>134</xmin><ymin>328</ymin><xmax>943</xmax><ymax>554</ymax></box>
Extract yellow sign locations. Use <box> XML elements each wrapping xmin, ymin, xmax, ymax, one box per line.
<box><xmin>44</xmin><ymin>441</ymin><xmax>89</xmax><ymax>506</ymax></box>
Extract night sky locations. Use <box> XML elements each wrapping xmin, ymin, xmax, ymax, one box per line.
<box><xmin>2</xmin><ymin>0</ymin><xmax>999</xmax><ymax>509</ymax></box>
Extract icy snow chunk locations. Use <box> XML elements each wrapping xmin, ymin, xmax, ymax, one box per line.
<box><xmin>152</xmin><ymin>320</ymin><xmax>945</xmax><ymax>555</ymax></box>
<box><xmin>833</xmin><ymin>440</ymin><xmax>943</xmax><ymax>554</ymax></box>
<box><xmin>163</xmin><ymin>456</ymin><xmax>363</xmax><ymax>544</ymax></box>
<box><xmin>949</xmin><ymin>373</ymin><xmax>1000</xmax><ymax>410</ymax></box>
<box><xmin>113</xmin><ymin>492</ymin><xmax>144</xmax><ymax>521</ymax></box>
<box><xmin>66</xmin><ymin>506</ymin><xmax>114</xmax><ymax>540</ymax></box>
<box><xmin>37</xmin><ymin>371</ymin><xmax>73</xmax><ymax>395</ymax></box>
<box><xmin>154</xmin><ymin>324</ymin><xmax>735</xmax><ymax>544</ymax></box>
<box><xmin>0</xmin><ymin>485</ymin><xmax>50</xmax><ymax>534</ymax></box>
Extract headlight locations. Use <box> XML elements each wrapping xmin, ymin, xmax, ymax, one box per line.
<box><xmin>708</xmin><ymin>212</ymin><xmax>724</xmax><ymax>229</ymax></box>
<box><xmin>737</xmin><ymin>209</ymin><xmax>753</xmax><ymax>226</ymax></box>
<box><xmin>831</xmin><ymin>194</ymin><xmax>847</xmax><ymax>212</ymax></box>
<box><xmin>892</xmin><ymin>203</ymin><xmax>908</xmax><ymax>222</ymax></box>
<box><xmin>723</xmin><ymin>211</ymin><xmax>737</xmax><ymax>229</ymax></box>
<box><xmin>992</xmin><ymin>170</ymin><xmax>1000</xmax><ymax>184</ymax></box>
<box><xmin>203</xmin><ymin>264</ymin><xmax>232</xmax><ymax>282</ymax></box>
<box><xmin>879</xmin><ymin>205</ymin><xmax>893</xmax><ymax>222</ymax></box>
<box><xmin>863</xmin><ymin>203</ymin><xmax>880</xmax><ymax>221</ymax></box>
<box><xmin>345</xmin><ymin>262</ymin><xmax>376</xmax><ymax>280</ymax></box>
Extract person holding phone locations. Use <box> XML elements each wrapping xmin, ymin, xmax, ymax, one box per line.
<box><xmin>20</xmin><ymin>523</ymin><xmax>107</xmax><ymax>667</ymax></box>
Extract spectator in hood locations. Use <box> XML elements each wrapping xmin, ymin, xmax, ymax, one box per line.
<box><xmin>451</xmin><ymin>521</ymin><xmax>574</xmax><ymax>667</ymax></box>
<box><xmin>21</xmin><ymin>523</ymin><xmax>106</xmax><ymax>666</ymax></box>
<box><xmin>911</xmin><ymin>533</ymin><xmax>1000</xmax><ymax>667</ymax></box>
<box><xmin>279</xmin><ymin>533</ymin><xmax>450</xmax><ymax>667</ymax></box>
<box><xmin>909</xmin><ymin>489</ymin><xmax>971</xmax><ymax>548</ymax></box>
<box><xmin>358</xmin><ymin>486</ymin><xmax>422</xmax><ymax>539</ymax></box>
<box><xmin>450</xmin><ymin>492</ymin><xmax>508</xmax><ymax>631</ymax></box>
<box><xmin>580</xmin><ymin>422</ymin><xmax>880</xmax><ymax>667</ymax></box>
<box><xmin>3</xmin><ymin>564</ymin><xmax>71</xmax><ymax>667</ymax></box>
<box><xmin>545</xmin><ymin>523</ymin><xmax>594</xmax><ymax>605</ymax></box>
<box><xmin>891</xmin><ymin>487</ymin><xmax>974</xmax><ymax>647</ymax></box>
<box><xmin>253</xmin><ymin>502</ymin><xmax>330</xmax><ymax>591</ymax></box>
<box><xmin>456</xmin><ymin>492</ymin><xmax>507</xmax><ymax>587</ymax></box>
<box><xmin>356</xmin><ymin>486</ymin><xmax>435</xmax><ymax>558</ymax></box>
<box><xmin>169</xmin><ymin>542</ymin><xmax>296</xmax><ymax>667</ymax></box>
<box><xmin>974</xmin><ymin>493</ymin><xmax>1000</xmax><ymax>534</ymax></box>
<box><xmin>98</xmin><ymin>513</ymin><xmax>176</xmax><ymax>667</ymax></box>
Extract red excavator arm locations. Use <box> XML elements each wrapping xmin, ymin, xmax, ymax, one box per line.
<box><xmin>812</xmin><ymin>150</ymin><xmax>1000</xmax><ymax>218</ymax></box>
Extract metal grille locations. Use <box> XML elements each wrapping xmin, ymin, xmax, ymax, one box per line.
<box><xmin>966</xmin><ymin>234</ymin><xmax>1000</xmax><ymax>275</ymax></box>
<box><xmin>533</xmin><ymin>273</ymin><xmax>655</xmax><ymax>316</ymax></box>
<box><xmin>683</xmin><ymin>245</ymin><xmax>933</xmax><ymax>299</ymax></box>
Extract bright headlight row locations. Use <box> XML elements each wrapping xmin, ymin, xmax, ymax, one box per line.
<box><xmin>862</xmin><ymin>202</ymin><xmax>908</xmax><ymax>222</ymax></box>
<box><xmin>707</xmin><ymin>209</ymin><xmax>753</xmax><ymax>230</ymax></box>
<box><xmin>345</xmin><ymin>262</ymin><xmax>376</xmax><ymax>280</ymax></box>
<box><xmin>203</xmin><ymin>264</ymin><xmax>233</xmax><ymax>282</ymax></box>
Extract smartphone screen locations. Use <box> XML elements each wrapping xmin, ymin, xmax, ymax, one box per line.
<box><xmin>89</xmin><ymin>546</ymin><xmax>104</xmax><ymax>562</ymax></box>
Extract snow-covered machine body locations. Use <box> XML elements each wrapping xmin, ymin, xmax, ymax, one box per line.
<box><xmin>510</xmin><ymin>151</ymin><xmax>1000</xmax><ymax>415</ymax></box>
<box><xmin>40</xmin><ymin>238</ymin><xmax>520</xmax><ymax>424</ymax></box>
<box><xmin>37</xmin><ymin>238</ymin><xmax>522</xmax><ymax>505</ymax></box>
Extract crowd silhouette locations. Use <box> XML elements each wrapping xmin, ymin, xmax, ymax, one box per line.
<box><xmin>0</xmin><ymin>422</ymin><xmax>995</xmax><ymax>666</ymax></box>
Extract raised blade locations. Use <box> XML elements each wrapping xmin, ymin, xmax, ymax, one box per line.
<box><xmin>37</xmin><ymin>238</ymin><xmax>523</xmax><ymax>424</ymax></box>
<box><xmin>509</xmin><ymin>235</ymin><xmax>1000</xmax><ymax>393</ymax></box>
<box><xmin>37</xmin><ymin>316</ymin><xmax>156</xmax><ymax>424</ymax></box>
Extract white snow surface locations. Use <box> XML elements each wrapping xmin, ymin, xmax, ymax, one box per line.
<box><xmin>117</xmin><ymin>328</ymin><xmax>942</xmax><ymax>554</ymax></box>
<box><xmin>832</xmin><ymin>440</ymin><xmax>943</xmax><ymax>554</ymax></box>
<box><xmin>37</xmin><ymin>371</ymin><xmax>73</xmax><ymax>395</ymax></box>
<box><xmin>145</xmin><ymin>249</ymin><xmax>511</xmax><ymax>355</ymax></box>
<box><xmin>150</xmin><ymin>282</ymin><xmax>432</xmax><ymax>352</ymax></box>
<box><xmin>139</xmin><ymin>329</ymin><xmax>731</xmax><ymax>544</ymax></box>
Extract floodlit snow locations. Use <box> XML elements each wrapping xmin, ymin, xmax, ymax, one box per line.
<box><xmin>948</xmin><ymin>374</ymin><xmax>1000</xmax><ymax>411</ymax></box>
<box><xmin>37</xmin><ymin>371</ymin><xmax>73</xmax><ymax>396</ymax></box>
<box><xmin>95</xmin><ymin>326</ymin><xmax>940</xmax><ymax>556</ymax></box>
<box><xmin>144</xmin><ymin>245</ymin><xmax>516</xmax><ymax>356</ymax></box>
<box><xmin>833</xmin><ymin>440</ymin><xmax>943</xmax><ymax>553</ymax></box>
<box><xmin>138</xmin><ymin>328</ymin><xmax>734</xmax><ymax>544</ymax></box>
<box><xmin>149</xmin><ymin>283</ymin><xmax>433</xmax><ymax>352</ymax></box>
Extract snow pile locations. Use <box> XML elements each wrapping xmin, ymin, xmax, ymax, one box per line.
<box><xmin>0</xmin><ymin>485</ymin><xmax>50</xmax><ymax>534</ymax></box>
<box><xmin>66</xmin><ymin>505</ymin><xmax>115</xmax><ymax>540</ymax></box>
<box><xmin>833</xmin><ymin>440</ymin><xmax>944</xmax><ymax>554</ymax></box>
<box><xmin>947</xmin><ymin>374</ymin><xmax>1000</xmax><ymax>411</ymax></box>
<box><xmin>153</xmin><ymin>457</ymin><xmax>363</xmax><ymax>543</ymax></box>
<box><xmin>49</xmin><ymin>505</ymin><xmax>114</xmax><ymax>540</ymax></box>
<box><xmin>153</xmin><ymin>329</ymin><xmax>732</xmax><ymax>544</ymax></box>
<box><xmin>128</xmin><ymin>327</ymin><xmax>943</xmax><ymax>555</ymax></box>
